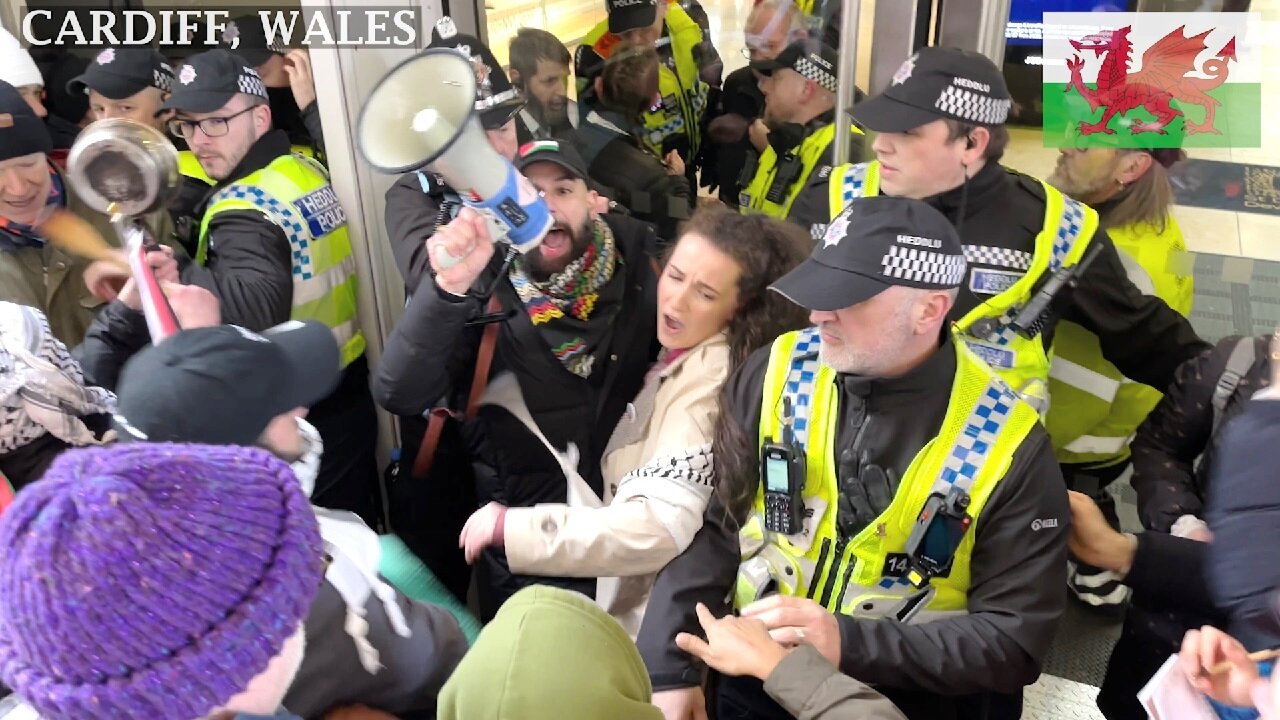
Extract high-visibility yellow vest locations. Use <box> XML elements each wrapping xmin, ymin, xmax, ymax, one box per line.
<box><xmin>828</xmin><ymin>161</ymin><xmax>1099</xmax><ymax>413</ymax></box>
<box><xmin>736</xmin><ymin>327</ymin><xmax>1040</xmax><ymax>618</ymax></box>
<box><xmin>179</xmin><ymin>144</ymin><xmax>321</xmax><ymax>187</ymax></box>
<box><xmin>196</xmin><ymin>153</ymin><xmax>365</xmax><ymax>368</ymax></box>
<box><xmin>177</xmin><ymin>150</ymin><xmax>215</xmax><ymax>187</ymax></box>
<box><xmin>584</xmin><ymin>1</ymin><xmax>709</xmax><ymax>158</ymax></box>
<box><xmin>1045</xmin><ymin>215</ymin><xmax>1193</xmax><ymax>465</ymax></box>
<box><xmin>740</xmin><ymin>122</ymin><xmax>861</xmax><ymax>220</ymax></box>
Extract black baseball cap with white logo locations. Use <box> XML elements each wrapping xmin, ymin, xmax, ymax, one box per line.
<box><xmin>750</xmin><ymin>39</ymin><xmax>839</xmax><ymax>94</ymax></box>
<box><xmin>608</xmin><ymin>0</ymin><xmax>659</xmax><ymax>34</ymax></box>
<box><xmin>771</xmin><ymin>196</ymin><xmax>967</xmax><ymax>311</ymax></box>
<box><xmin>852</xmin><ymin>47</ymin><xmax>1012</xmax><ymax>132</ymax></box>
<box><xmin>66</xmin><ymin>49</ymin><xmax>174</xmax><ymax>100</ymax></box>
<box><xmin>112</xmin><ymin>320</ymin><xmax>340</xmax><ymax>446</ymax></box>
<box><xmin>160</xmin><ymin>49</ymin><xmax>269</xmax><ymax>113</ymax></box>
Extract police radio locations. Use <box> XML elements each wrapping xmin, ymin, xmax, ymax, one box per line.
<box><xmin>761</xmin><ymin>397</ymin><xmax>805</xmax><ymax>535</ymax></box>
<box><xmin>764</xmin><ymin>151</ymin><xmax>805</xmax><ymax>204</ymax></box>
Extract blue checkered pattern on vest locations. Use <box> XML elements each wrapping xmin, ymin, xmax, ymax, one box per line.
<box><xmin>839</xmin><ymin>162</ymin><xmax>869</xmax><ymax>209</ymax></box>
<box><xmin>781</xmin><ymin>327</ymin><xmax>823</xmax><ymax>448</ymax></box>
<box><xmin>973</xmin><ymin>195</ymin><xmax>1089</xmax><ymax>347</ymax></box>
<box><xmin>211</xmin><ymin>184</ymin><xmax>315</xmax><ymax>280</ymax></box>
<box><xmin>875</xmin><ymin>379</ymin><xmax>1016</xmax><ymax>591</ymax></box>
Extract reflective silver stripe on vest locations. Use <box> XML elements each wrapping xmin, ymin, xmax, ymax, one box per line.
<box><xmin>1048</xmin><ymin>356</ymin><xmax>1121</xmax><ymax>403</ymax></box>
<box><xmin>874</xmin><ymin>377</ymin><xmax>1019</xmax><ymax>593</ymax></box>
<box><xmin>840</xmin><ymin>163</ymin><xmax>869</xmax><ymax>207</ymax></box>
<box><xmin>1062</xmin><ymin>434</ymin><xmax>1130</xmax><ymax>455</ymax></box>
<box><xmin>974</xmin><ymin>197</ymin><xmax>1089</xmax><ymax>348</ymax></box>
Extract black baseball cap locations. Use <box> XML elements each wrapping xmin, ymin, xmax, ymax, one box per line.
<box><xmin>67</xmin><ymin>49</ymin><xmax>174</xmax><ymax>101</ymax></box>
<box><xmin>750</xmin><ymin>40</ymin><xmax>839</xmax><ymax>94</ymax></box>
<box><xmin>160</xmin><ymin>49</ymin><xmax>269</xmax><ymax>113</ymax></box>
<box><xmin>514</xmin><ymin>139</ymin><xmax>589</xmax><ymax>180</ymax></box>
<box><xmin>0</xmin><ymin>80</ymin><xmax>53</xmax><ymax>162</ymax></box>
<box><xmin>608</xmin><ymin>0</ymin><xmax>659</xmax><ymax>34</ymax></box>
<box><xmin>771</xmin><ymin>196</ymin><xmax>967</xmax><ymax>311</ymax></box>
<box><xmin>218</xmin><ymin>15</ymin><xmax>287</xmax><ymax>68</ymax></box>
<box><xmin>430</xmin><ymin>17</ymin><xmax>525</xmax><ymax>129</ymax></box>
<box><xmin>853</xmin><ymin>47</ymin><xmax>1012</xmax><ymax>132</ymax></box>
<box><xmin>112</xmin><ymin>320</ymin><xmax>340</xmax><ymax>446</ymax></box>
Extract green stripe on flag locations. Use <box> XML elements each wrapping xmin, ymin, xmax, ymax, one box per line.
<box><xmin>1042</xmin><ymin>82</ymin><xmax>1262</xmax><ymax>149</ymax></box>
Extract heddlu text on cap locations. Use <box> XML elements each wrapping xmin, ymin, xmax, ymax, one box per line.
<box><xmin>22</xmin><ymin>8</ymin><xmax>419</xmax><ymax>47</ymax></box>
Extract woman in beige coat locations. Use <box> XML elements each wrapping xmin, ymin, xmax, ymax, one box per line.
<box><xmin>459</xmin><ymin>207</ymin><xmax>810</xmax><ymax>637</ymax></box>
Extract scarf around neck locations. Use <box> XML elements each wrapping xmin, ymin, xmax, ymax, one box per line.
<box><xmin>509</xmin><ymin>217</ymin><xmax>622</xmax><ymax>378</ymax></box>
<box><xmin>0</xmin><ymin>164</ymin><xmax>65</xmax><ymax>251</ymax></box>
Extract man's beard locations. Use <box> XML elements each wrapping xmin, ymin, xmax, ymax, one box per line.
<box><xmin>1047</xmin><ymin>158</ymin><xmax>1115</xmax><ymax>201</ymax></box>
<box><xmin>523</xmin><ymin>217</ymin><xmax>595</xmax><ymax>282</ymax></box>
<box><xmin>530</xmin><ymin>96</ymin><xmax>569</xmax><ymax>127</ymax></box>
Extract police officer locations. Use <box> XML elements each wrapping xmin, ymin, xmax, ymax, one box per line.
<box><xmin>790</xmin><ymin>47</ymin><xmax>1207</xmax><ymax>411</ymax></box>
<box><xmin>574</xmin><ymin>43</ymin><xmax>693</xmax><ymax>242</ymax></box>
<box><xmin>1044</xmin><ymin>141</ymin><xmax>1193</xmax><ymax>610</ymax></box>
<box><xmin>383</xmin><ymin>19</ymin><xmax>526</xmax><ymax>295</ymax></box>
<box><xmin>65</xmin><ymin>48</ymin><xmax>185</xmax><ymax>252</ymax></box>
<box><xmin>575</xmin><ymin>0</ymin><xmax>720</xmax><ymax>183</ymax></box>
<box><xmin>738</xmin><ymin>38</ymin><xmax>861</xmax><ymax>221</ymax></box>
<box><xmin>219</xmin><ymin>15</ymin><xmax>325</xmax><ymax>159</ymax></box>
<box><xmin>637</xmin><ymin>197</ymin><xmax>1069</xmax><ymax>720</ymax></box>
<box><xmin>160</xmin><ymin>49</ymin><xmax>379</xmax><ymax>525</ymax></box>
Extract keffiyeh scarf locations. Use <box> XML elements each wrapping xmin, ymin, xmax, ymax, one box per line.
<box><xmin>509</xmin><ymin>218</ymin><xmax>622</xmax><ymax>378</ymax></box>
<box><xmin>0</xmin><ymin>302</ymin><xmax>116</xmax><ymax>454</ymax></box>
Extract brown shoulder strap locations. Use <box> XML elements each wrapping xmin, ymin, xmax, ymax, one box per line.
<box><xmin>411</xmin><ymin>295</ymin><xmax>503</xmax><ymax>479</ymax></box>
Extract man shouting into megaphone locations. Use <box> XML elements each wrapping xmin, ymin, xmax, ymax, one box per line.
<box><xmin>373</xmin><ymin>139</ymin><xmax>663</xmax><ymax>621</ymax></box>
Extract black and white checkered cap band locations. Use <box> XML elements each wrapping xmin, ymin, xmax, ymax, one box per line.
<box><xmin>795</xmin><ymin>56</ymin><xmax>837</xmax><ymax>94</ymax></box>
<box><xmin>237</xmin><ymin>68</ymin><xmax>268</xmax><ymax>99</ymax></box>
<box><xmin>882</xmin><ymin>245</ymin><xmax>967</xmax><ymax>286</ymax></box>
<box><xmin>934</xmin><ymin>85</ymin><xmax>1011</xmax><ymax>125</ymax></box>
<box><xmin>963</xmin><ymin>244</ymin><xmax>1031</xmax><ymax>271</ymax></box>
<box><xmin>153</xmin><ymin>67</ymin><xmax>173</xmax><ymax>93</ymax></box>
<box><xmin>476</xmin><ymin>87</ymin><xmax>521</xmax><ymax>110</ymax></box>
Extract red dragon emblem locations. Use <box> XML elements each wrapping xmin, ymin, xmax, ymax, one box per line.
<box><xmin>1065</xmin><ymin>25</ymin><xmax>1237</xmax><ymax>135</ymax></box>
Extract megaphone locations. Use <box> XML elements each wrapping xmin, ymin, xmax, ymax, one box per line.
<box><xmin>357</xmin><ymin>49</ymin><xmax>552</xmax><ymax>257</ymax></box>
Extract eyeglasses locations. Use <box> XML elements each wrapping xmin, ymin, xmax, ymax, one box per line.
<box><xmin>168</xmin><ymin>106</ymin><xmax>256</xmax><ymax>140</ymax></box>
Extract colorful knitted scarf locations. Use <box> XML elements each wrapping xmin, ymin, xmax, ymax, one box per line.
<box><xmin>510</xmin><ymin>218</ymin><xmax>621</xmax><ymax>378</ymax></box>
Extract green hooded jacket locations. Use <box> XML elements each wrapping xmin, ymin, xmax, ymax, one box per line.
<box><xmin>438</xmin><ymin>586</ymin><xmax>663</xmax><ymax>720</ymax></box>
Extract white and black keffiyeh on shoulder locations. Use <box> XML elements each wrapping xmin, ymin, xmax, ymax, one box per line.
<box><xmin>0</xmin><ymin>302</ymin><xmax>116</xmax><ymax>454</ymax></box>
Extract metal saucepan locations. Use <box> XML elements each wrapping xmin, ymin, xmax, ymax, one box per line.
<box><xmin>64</xmin><ymin>118</ymin><xmax>180</xmax><ymax>218</ymax></box>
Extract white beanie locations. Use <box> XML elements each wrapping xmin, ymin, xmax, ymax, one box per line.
<box><xmin>0</xmin><ymin>27</ymin><xmax>43</xmax><ymax>89</ymax></box>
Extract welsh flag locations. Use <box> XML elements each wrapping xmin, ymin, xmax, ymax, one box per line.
<box><xmin>1042</xmin><ymin>12</ymin><xmax>1262</xmax><ymax>148</ymax></box>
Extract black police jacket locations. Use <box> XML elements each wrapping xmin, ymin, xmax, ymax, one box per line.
<box><xmin>636</xmin><ymin>335</ymin><xmax>1070</xmax><ymax>720</ymax></box>
<box><xmin>789</xmin><ymin>160</ymin><xmax>1209</xmax><ymax>393</ymax></box>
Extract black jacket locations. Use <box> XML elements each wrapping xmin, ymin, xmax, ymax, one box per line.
<box><xmin>371</xmin><ymin>213</ymin><xmax>662</xmax><ymax>613</ymax></box>
<box><xmin>384</xmin><ymin>169</ymin><xmax>456</xmax><ymax>294</ymax></box>
<box><xmin>1131</xmin><ymin>335</ymin><xmax>1265</xmax><ymax>532</ymax></box>
<box><xmin>636</xmin><ymin>336</ymin><xmax>1069</xmax><ymax>720</ymax></box>
<box><xmin>709</xmin><ymin>66</ymin><xmax>764</xmax><ymax>206</ymax></box>
<box><xmin>75</xmin><ymin>131</ymin><xmax>302</xmax><ymax>390</ymax></box>
<box><xmin>1209</xmin><ymin>397</ymin><xmax>1280</xmax><ymax>650</ymax></box>
<box><xmin>571</xmin><ymin>104</ymin><xmax>693</xmax><ymax>242</ymax></box>
<box><xmin>790</xmin><ymin>161</ymin><xmax>1208</xmax><ymax>392</ymax></box>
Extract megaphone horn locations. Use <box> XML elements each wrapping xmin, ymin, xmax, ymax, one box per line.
<box><xmin>356</xmin><ymin>49</ymin><xmax>552</xmax><ymax>255</ymax></box>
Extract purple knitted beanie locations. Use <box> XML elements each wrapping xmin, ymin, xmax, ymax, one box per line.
<box><xmin>0</xmin><ymin>443</ymin><xmax>324</xmax><ymax>720</ymax></box>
